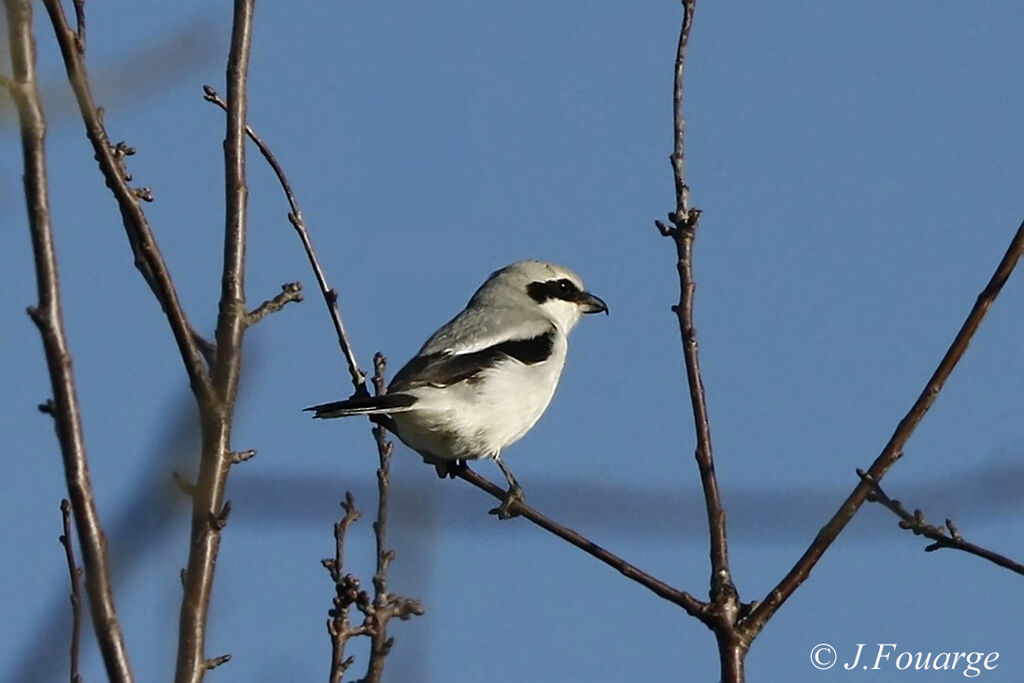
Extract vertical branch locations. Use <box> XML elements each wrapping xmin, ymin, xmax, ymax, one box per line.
<box><xmin>364</xmin><ymin>353</ymin><xmax>396</xmax><ymax>683</ymax></box>
<box><xmin>319</xmin><ymin>358</ymin><xmax>420</xmax><ymax>682</ymax></box>
<box><xmin>217</xmin><ymin>0</ymin><xmax>252</xmax><ymax>352</ymax></box>
<box><xmin>59</xmin><ymin>500</ymin><xmax>84</xmax><ymax>683</ymax></box>
<box><xmin>174</xmin><ymin>2</ymin><xmax>256</xmax><ymax>681</ymax></box>
<box><xmin>658</xmin><ymin>1</ymin><xmax>744</xmax><ymax>678</ymax></box>
<box><xmin>670</xmin><ymin>1</ymin><xmax>733</xmax><ymax>601</ymax></box>
<box><xmin>6</xmin><ymin>1</ymin><xmax>134</xmax><ymax>680</ymax></box>
<box><xmin>670</xmin><ymin>0</ymin><xmax>695</xmax><ymax>219</ymax></box>
<box><xmin>324</xmin><ymin>493</ymin><xmax>368</xmax><ymax>683</ymax></box>
<box><xmin>741</xmin><ymin>220</ymin><xmax>1024</xmax><ymax>639</ymax></box>
<box><xmin>660</xmin><ymin>0</ymin><xmax>736</xmax><ymax>614</ymax></box>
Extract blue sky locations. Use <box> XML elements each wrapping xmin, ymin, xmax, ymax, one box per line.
<box><xmin>3</xmin><ymin>1</ymin><xmax>1023</xmax><ymax>681</ymax></box>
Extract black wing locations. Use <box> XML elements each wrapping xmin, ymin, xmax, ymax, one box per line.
<box><xmin>390</xmin><ymin>328</ymin><xmax>555</xmax><ymax>392</ymax></box>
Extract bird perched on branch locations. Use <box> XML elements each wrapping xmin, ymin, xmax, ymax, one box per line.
<box><xmin>306</xmin><ymin>260</ymin><xmax>608</xmax><ymax>519</ymax></box>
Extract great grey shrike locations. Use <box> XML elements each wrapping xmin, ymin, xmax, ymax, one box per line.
<box><xmin>306</xmin><ymin>260</ymin><xmax>607</xmax><ymax>518</ymax></box>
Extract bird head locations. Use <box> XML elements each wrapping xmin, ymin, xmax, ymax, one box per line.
<box><xmin>472</xmin><ymin>260</ymin><xmax>608</xmax><ymax>332</ymax></box>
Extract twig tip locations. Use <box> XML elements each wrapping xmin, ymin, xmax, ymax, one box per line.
<box><xmin>204</xmin><ymin>654</ymin><xmax>231</xmax><ymax>670</ymax></box>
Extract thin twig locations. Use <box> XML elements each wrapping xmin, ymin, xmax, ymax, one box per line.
<box><xmin>362</xmin><ymin>354</ymin><xmax>424</xmax><ymax>682</ymax></box>
<box><xmin>451</xmin><ymin>467</ymin><xmax>708</xmax><ymax>620</ymax></box>
<box><xmin>859</xmin><ymin>470</ymin><xmax>1024</xmax><ymax>576</ymax></box>
<box><xmin>324</xmin><ymin>493</ymin><xmax>368</xmax><ymax>683</ymax></box>
<box><xmin>742</xmin><ymin>219</ymin><xmax>1024</xmax><ymax>639</ymax></box>
<box><xmin>366</xmin><ymin>356</ymin><xmax>395</xmax><ymax>682</ymax></box>
<box><xmin>40</xmin><ymin>0</ymin><xmax>214</xmax><ymax>408</ymax></box>
<box><xmin>204</xmin><ymin>654</ymin><xmax>231</xmax><ymax>671</ymax></box>
<box><xmin>59</xmin><ymin>500</ymin><xmax>84</xmax><ymax>683</ymax></box>
<box><xmin>202</xmin><ymin>85</ymin><xmax>368</xmax><ymax>393</ymax></box>
<box><xmin>245</xmin><ymin>281</ymin><xmax>303</xmax><ymax>326</ymax></box>
<box><xmin>230</xmin><ymin>449</ymin><xmax>256</xmax><ymax>464</ymax></box>
<box><xmin>6</xmin><ymin>1</ymin><xmax>134</xmax><ymax>679</ymax></box>
<box><xmin>174</xmin><ymin>2</ymin><xmax>255</xmax><ymax>681</ymax></box>
<box><xmin>670</xmin><ymin>1</ymin><xmax>696</xmax><ymax>221</ymax></box>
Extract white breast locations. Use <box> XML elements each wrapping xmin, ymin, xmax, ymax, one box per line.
<box><xmin>390</xmin><ymin>334</ymin><xmax>569</xmax><ymax>462</ymax></box>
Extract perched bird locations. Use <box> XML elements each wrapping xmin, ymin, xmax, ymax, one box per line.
<box><xmin>306</xmin><ymin>260</ymin><xmax>607</xmax><ymax>518</ymax></box>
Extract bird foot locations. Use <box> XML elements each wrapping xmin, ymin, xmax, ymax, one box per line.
<box><xmin>489</xmin><ymin>484</ymin><xmax>525</xmax><ymax>520</ymax></box>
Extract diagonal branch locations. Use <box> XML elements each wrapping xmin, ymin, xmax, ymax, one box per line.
<box><xmin>246</xmin><ymin>281</ymin><xmax>303</xmax><ymax>326</ymax></box>
<box><xmin>742</xmin><ymin>219</ymin><xmax>1024</xmax><ymax>639</ymax></box>
<box><xmin>39</xmin><ymin>0</ymin><xmax>214</xmax><ymax>408</ymax></box>
<box><xmin>202</xmin><ymin>86</ymin><xmax>369</xmax><ymax>393</ymax></box>
<box><xmin>6</xmin><ymin>2</ymin><xmax>134</xmax><ymax>679</ymax></box>
<box><xmin>175</xmin><ymin>2</ymin><xmax>256</xmax><ymax>681</ymax></box>
<box><xmin>452</xmin><ymin>467</ymin><xmax>709</xmax><ymax>620</ymax></box>
<box><xmin>859</xmin><ymin>469</ymin><xmax>1024</xmax><ymax>576</ymax></box>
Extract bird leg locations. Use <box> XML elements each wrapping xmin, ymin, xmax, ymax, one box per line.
<box><xmin>489</xmin><ymin>454</ymin><xmax>524</xmax><ymax>520</ymax></box>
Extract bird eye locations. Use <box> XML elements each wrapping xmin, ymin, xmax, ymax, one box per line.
<box><xmin>527</xmin><ymin>278</ymin><xmax>580</xmax><ymax>304</ymax></box>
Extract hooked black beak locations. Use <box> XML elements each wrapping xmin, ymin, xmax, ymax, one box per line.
<box><xmin>580</xmin><ymin>291</ymin><xmax>608</xmax><ymax>315</ymax></box>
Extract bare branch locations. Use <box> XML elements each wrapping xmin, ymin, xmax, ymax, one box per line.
<box><xmin>39</xmin><ymin>0</ymin><xmax>214</xmax><ymax>407</ymax></box>
<box><xmin>361</xmin><ymin>354</ymin><xmax>424</xmax><ymax>682</ymax></box>
<box><xmin>669</xmin><ymin>1</ymin><xmax>696</xmax><ymax>219</ymax></box>
<box><xmin>660</xmin><ymin>2</ymin><xmax>746</xmax><ymax>673</ymax></box>
<box><xmin>664</xmin><ymin>0</ymin><xmax>737</xmax><ymax>612</ymax></box>
<box><xmin>58</xmin><ymin>500</ymin><xmax>84</xmax><ymax>683</ymax></box>
<box><xmin>742</xmin><ymin>219</ymin><xmax>1024</xmax><ymax>639</ymax></box>
<box><xmin>203</xmin><ymin>654</ymin><xmax>231</xmax><ymax>671</ymax></box>
<box><xmin>366</xmin><ymin>365</ymin><xmax>395</xmax><ymax>683</ymax></box>
<box><xmin>203</xmin><ymin>85</ymin><xmax>369</xmax><ymax>392</ymax></box>
<box><xmin>174</xmin><ymin>2</ymin><xmax>256</xmax><ymax>681</ymax></box>
<box><xmin>324</xmin><ymin>493</ymin><xmax>369</xmax><ymax>682</ymax></box>
<box><xmin>7</xmin><ymin>1</ymin><xmax>134</xmax><ymax>679</ymax></box>
<box><xmin>316</xmin><ymin>362</ymin><xmax>423</xmax><ymax>682</ymax></box>
<box><xmin>230</xmin><ymin>449</ymin><xmax>256</xmax><ymax>464</ymax></box>
<box><xmin>859</xmin><ymin>470</ymin><xmax>1024</xmax><ymax>576</ymax></box>
<box><xmin>451</xmin><ymin>466</ymin><xmax>708</xmax><ymax>621</ymax></box>
<box><xmin>246</xmin><ymin>282</ymin><xmax>303</xmax><ymax>326</ymax></box>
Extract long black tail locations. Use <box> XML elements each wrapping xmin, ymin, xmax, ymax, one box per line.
<box><xmin>304</xmin><ymin>393</ymin><xmax>417</xmax><ymax>419</ymax></box>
